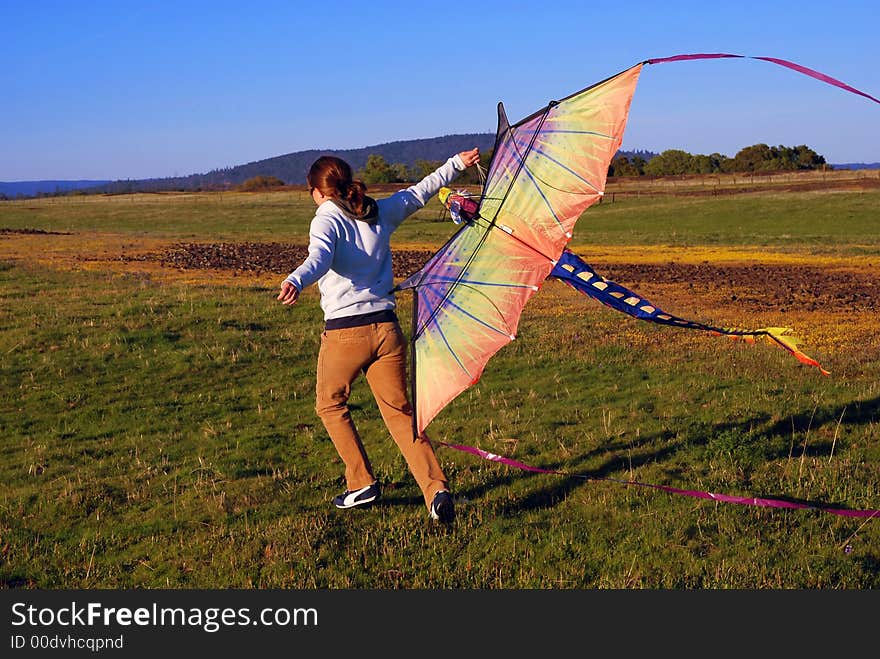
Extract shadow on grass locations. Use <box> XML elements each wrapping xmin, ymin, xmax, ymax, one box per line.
<box><xmin>1</xmin><ymin>575</ymin><xmax>38</xmax><ymax>588</ymax></box>
<box><xmin>456</xmin><ymin>394</ymin><xmax>880</xmax><ymax>517</ymax></box>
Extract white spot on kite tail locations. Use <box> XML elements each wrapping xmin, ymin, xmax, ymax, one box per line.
<box><xmin>485</xmin><ymin>452</ymin><xmax>502</xmax><ymax>461</ymax></box>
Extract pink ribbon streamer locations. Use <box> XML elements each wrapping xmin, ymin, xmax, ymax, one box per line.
<box><xmin>440</xmin><ymin>441</ymin><xmax>880</xmax><ymax>519</ymax></box>
<box><xmin>645</xmin><ymin>52</ymin><xmax>880</xmax><ymax>104</ymax></box>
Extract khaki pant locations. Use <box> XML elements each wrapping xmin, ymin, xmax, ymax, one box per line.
<box><xmin>315</xmin><ymin>321</ymin><xmax>448</xmax><ymax>510</ymax></box>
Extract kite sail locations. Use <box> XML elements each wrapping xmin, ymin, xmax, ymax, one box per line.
<box><xmin>395</xmin><ymin>63</ymin><xmax>644</xmax><ymax>435</ymax></box>
<box><xmin>395</xmin><ymin>53</ymin><xmax>876</xmax><ymax>437</ymax></box>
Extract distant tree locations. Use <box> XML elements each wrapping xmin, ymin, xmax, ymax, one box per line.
<box><xmin>731</xmin><ymin>143</ymin><xmax>826</xmax><ymax>172</ymax></box>
<box><xmin>691</xmin><ymin>154</ymin><xmax>716</xmax><ymax>174</ymax></box>
<box><xmin>732</xmin><ymin>144</ymin><xmax>775</xmax><ymax>172</ymax></box>
<box><xmin>238</xmin><ymin>175</ymin><xmax>285</xmax><ymax>191</ymax></box>
<box><xmin>390</xmin><ymin>162</ymin><xmax>411</xmax><ymax>183</ymax></box>
<box><xmin>357</xmin><ymin>154</ymin><xmax>396</xmax><ymax>184</ymax></box>
<box><xmin>710</xmin><ymin>152</ymin><xmax>734</xmax><ymax>173</ymax></box>
<box><xmin>609</xmin><ymin>154</ymin><xmax>645</xmax><ymax>177</ymax></box>
<box><xmin>412</xmin><ymin>158</ymin><xmax>443</xmax><ymax>180</ymax></box>
<box><xmin>643</xmin><ymin>149</ymin><xmax>695</xmax><ymax>176</ymax></box>
<box><xmin>791</xmin><ymin>144</ymin><xmax>826</xmax><ymax>169</ymax></box>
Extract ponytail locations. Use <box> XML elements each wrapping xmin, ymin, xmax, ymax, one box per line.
<box><xmin>307</xmin><ymin>156</ymin><xmax>368</xmax><ymax>216</ymax></box>
<box><xmin>342</xmin><ymin>179</ymin><xmax>367</xmax><ymax>216</ymax></box>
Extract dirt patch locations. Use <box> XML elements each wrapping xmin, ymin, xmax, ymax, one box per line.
<box><xmin>596</xmin><ymin>262</ymin><xmax>877</xmax><ymax>313</ymax></box>
<box><xmin>116</xmin><ymin>242</ymin><xmax>434</xmax><ymax>282</ymax></box>
<box><xmin>128</xmin><ymin>242</ymin><xmax>877</xmax><ymax>313</ymax></box>
<box><xmin>0</xmin><ymin>227</ymin><xmax>72</xmax><ymax>235</ymax></box>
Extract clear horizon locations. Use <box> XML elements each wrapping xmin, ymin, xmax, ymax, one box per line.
<box><xmin>3</xmin><ymin>0</ymin><xmax>878</xmax><ymax>181</ymax></box>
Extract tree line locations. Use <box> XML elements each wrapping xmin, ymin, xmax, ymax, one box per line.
<box><xmin>611</xmin><ymin>143</ymin><xmax>826</xmax><ymax>177</ymax></box>
<box><xmin>352</xmin><ymin>143</ymin><xmax>829</xmax><ymax>184</ymax></box>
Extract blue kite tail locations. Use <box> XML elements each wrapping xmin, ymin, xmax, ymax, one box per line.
<box><xmin>550</xmin><ymin>249</ymin><xmax>829</xmax><ymax>375</ymax></box>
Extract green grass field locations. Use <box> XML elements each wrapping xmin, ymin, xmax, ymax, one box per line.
<box><xmin>1</xmin><ymin>188</ymin><xmax>878</xmax><ymax>588</ymax></box>
<box><xmin>5</xmin><ymin>186</ymin><xmax>880</xmax><ymax>252</ymax></box>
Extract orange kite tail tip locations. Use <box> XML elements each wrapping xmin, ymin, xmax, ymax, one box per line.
<box><xmin>764</xmin><ymin>328</ymin><xmax>830</xmax><ymax>376</ymax></box>
<box><xmin>790</xmin><ymin>350</ymin><xmax>831</xmax><ymax>376</ymax></box>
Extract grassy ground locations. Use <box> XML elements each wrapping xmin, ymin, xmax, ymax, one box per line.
<box><xmin>5</xmin><ymin>186</ymin><xmax>880</xmax><ymax>251</ymax></box>
<box><xmin>1</xmin><ymin>186</ymin><xmax>878</xmax><ymax>588</ymax></box>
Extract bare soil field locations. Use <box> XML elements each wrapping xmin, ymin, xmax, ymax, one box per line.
<box><xmin>2</xmin><ymin>229</ymin><xmax>875</xmax><ymax>315</ymax></box>
<box><xmin>120</xmin><ymin>241</ymin><xmax>877</xmax><ymax>314</ymax></box>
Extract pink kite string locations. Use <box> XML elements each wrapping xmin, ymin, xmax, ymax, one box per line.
<box><xmin>645</xmin><ymin>52</ymin><xmax>880</xmax><ymax>104</ymax></box>
<box><xmin>439</xmin><ymin>441</ymin><xmax>880</xmax><ymax>519</ymax></box>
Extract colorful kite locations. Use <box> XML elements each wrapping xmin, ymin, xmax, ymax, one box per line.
<box><xmin>395</xmin><ymin>53</ymin><xmax>877</xmax><ymax>438</ymax></box>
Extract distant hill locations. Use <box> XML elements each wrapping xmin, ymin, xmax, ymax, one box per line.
<box><xmin>55</xmin><ymin>137</ymin><xmax>657</xmax><ymax>196</ymax></box>
<box><xmin>84</xmin><ymin>134</ymin><xmax>500</xmax><ymax>194</ymax></box>
<box><xmin>0</xmin><ymin>180</ymin><xmax>111</xmax><ymax>198</ymax></box>
<box><xmin>830</xmin><ymin>162</ymin><xmax>880</xmax><ymax>170</ymax></box>
<box><xmin>3</xmin><ymin>136</ymin><xmax>877</xmax><ymax>200</ymax></box>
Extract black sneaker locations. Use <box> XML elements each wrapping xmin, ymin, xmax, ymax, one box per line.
<box><xmin>429</xmin><ymin>490</ymin><xmax>455</xmax><ymax>523</ymax></box>
<box><xmin>333</xmin><ymin>481</ymin><xmax>380</xmax><ymax>509</ymax></box>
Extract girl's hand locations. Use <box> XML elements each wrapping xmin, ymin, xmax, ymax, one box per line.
<box><xmin>277</xmin><ymin>281</ymin><xmax>300</xmax><ymax>306</ymax></box>
<box><xmin>458</xmin><ymin>148</ymin><xmax>481</xmax><ymax>168</ymax></box>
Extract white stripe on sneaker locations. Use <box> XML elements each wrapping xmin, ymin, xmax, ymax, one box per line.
<box><xmin>342</xmin><ymin>483</ymin><xmax>377</xmax><ymax>508</ymax></box>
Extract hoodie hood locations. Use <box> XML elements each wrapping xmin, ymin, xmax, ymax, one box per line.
<box><xmin>328</xmin><ymin>196</ymin><xmax>379</xmax><ymax>224</ymax></box>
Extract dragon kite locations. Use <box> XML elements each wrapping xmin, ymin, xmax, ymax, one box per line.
<box><xmin>395</xmin><ymin>53</ymin><xmax>878</xmax><ymax>439</ymax></box>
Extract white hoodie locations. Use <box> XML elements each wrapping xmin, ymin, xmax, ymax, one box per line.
<box><xmin>284</xmin><ymin>154</ymin><xmax>466</xmax><ymax>321</ymax></box>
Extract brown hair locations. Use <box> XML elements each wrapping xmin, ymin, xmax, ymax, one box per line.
<box><xmin>307</xmin><ymin>156</ymin><xmax>368</xmax><ymax>215</ymax></box>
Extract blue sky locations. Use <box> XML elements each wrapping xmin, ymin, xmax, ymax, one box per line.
<box><xmin>2</xmin><ymin>0</ymin><xmax>878</xmax><ymax>180</ymax></box>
